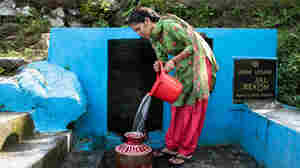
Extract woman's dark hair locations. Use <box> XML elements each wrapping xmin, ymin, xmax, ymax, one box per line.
<box><xmin>127</xmin><ymin>7</ymin><xmax>160</xmax><ymax>24</ymax></box>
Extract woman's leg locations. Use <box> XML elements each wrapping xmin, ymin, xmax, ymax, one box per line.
<box><xmin>177</xmin><ymin>57</ymin><xmax>212</xmax><ymax>157</ymax></box>
<box><xmin>176</xmin><ymin>100</ymin><xmax>207</xmax><ymax>156</ymax></box>
<box><xmin>165</xmin><ymin>106</ymin><xmax>184</xmax><ymax>151</ymax></box>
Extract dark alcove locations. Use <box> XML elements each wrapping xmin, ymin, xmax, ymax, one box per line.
<box><xmin>107</xmin><ymin>34</ymin><xmax>213</xmax><ymax>135</ymax></box>
<box><xmin>108</xmin><ymin>39</ymin><xmax>163</xmax><ymax>135</ymax></box>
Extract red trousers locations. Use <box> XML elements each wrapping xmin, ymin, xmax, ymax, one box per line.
<box><xmin>165</xmin><ymin>58</ymin><xmax>212</xmax><ymax>156</ymax></box>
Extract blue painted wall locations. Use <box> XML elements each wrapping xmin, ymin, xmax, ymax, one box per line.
<box><xmin>48</xmin><ymin>28</ymin><xmax>277</xmax><ymax>146</ymax></box>
<box><xmin>239</xmin><ymin>107</ymin><xmax>300</xmax><ymax>168</ymax></box>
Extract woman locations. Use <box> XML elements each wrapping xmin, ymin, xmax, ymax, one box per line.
<box><xmin>127</xmin><ymin>7</ymin><xmax>219</xmax><ymax>165</ymax></box>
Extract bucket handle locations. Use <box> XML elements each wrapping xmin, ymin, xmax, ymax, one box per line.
<box><xmin>149</xmin><ymin>61</ymin><xmax>164</xmax><ymax>96</ymax></box>
<box><xmin>157</xmin><ymin>61</ymin><xmax>165</xmax><ymax>78</ymax></box>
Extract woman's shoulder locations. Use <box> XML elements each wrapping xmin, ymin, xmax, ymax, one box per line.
<box><xmin>160</xmin><ymin>16</ymin><xmax>177</xmax><ymax>24</ymax></box>
<box><xmin>159</xmin><ymin>18</ymin><xmax>182</xmax><ymax>30</ymax></box>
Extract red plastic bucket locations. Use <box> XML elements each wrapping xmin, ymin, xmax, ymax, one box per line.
<box><xmin>149</xmin><ymin>62</ymin><xmax>183</xmax><ymax>104</ymax></box>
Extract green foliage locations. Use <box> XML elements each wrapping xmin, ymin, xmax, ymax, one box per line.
<box><xmin>124</xmin><ymin>0</ymin><xmax>217</xmax><ymax>27</ymax></box>
<box><xmin>0</xmin><ymin>67</ymin><xmax>5</xmax><ymax>74</ymax></box>
<box><xmin>1</xmin><ymin>7</ymin><xmax>50</xmax><ymax>52</ymax></box>
<box><xmin>296</xmin><ymin>96</ymin><xmax>300</xmax><ymax>108</ymax></box>
<box><xmin>0</xmin><ymin>48</ymin><xmax>47</xmax><ymax>60</ymax></box>
<box><xmin>277</xmin><ymin>28</ymin><xmax>300</xmax><ymax>106</ymax></box>
<box><xmin>137</xmin><ymin>0</ymin><xmax>168</xmax><ymax>13</ymax></box>
<box><xmin>0</xmin><ymin>0</ymin><xmax>299</xmax><ymax>107</ymax></box>
<box><xmin>16</xmin><ymin>8</ymin><xmax>50</xmax><ymax>33</ymax></box>
<box><xmin>165</xmin><ymin>3</ymin><xmax>217</xmax><ymax>26</ymax></box>
<box><xmin>79</xmin><ymin>0</ymin><xmax>112</xmax><ymax>27</ymax></box>
<box><xmin>0</xmin><ymin>50</ymin><xmax>24</xmax><ymax>58</ymax></box>
<box><xmin>80</xmin><ymin>0</ymin><xmax>112</xmax><ymax>16</ymax></box>
<box><xmin>92</xmin><ymin>19</ymin><xmax>109</xmax><ymax>27</ymax></box>
<box><xmin>117</xmin><ymin>0</ymin><xmax>300</xmax><ymax>107</ymax></box>
<box><xmin>250</xmin><ymin>6</ymin><xmax>300</xmax><ymax>28</ymax></box>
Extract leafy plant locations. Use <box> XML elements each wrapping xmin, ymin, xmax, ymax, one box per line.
<box><xmin>80</xmin><ymin>0</ymin><xmax>113</xmax><ymax>26</ymax></box>
<box><xmin>0</xmin><ymin>48</ymin><xmax>47</xmax><ymax>60</ymax></box>
<box><xmin>296</xmin><ymin>95</ymin><xmax>300</xmax><ymax>108</ymax></box>
<box><xmin>0</xmin><ymin>7</ymin><xmax>50</xmax><ymax>52</ymax></box>
<box><xmin>0</xmin><ymin>0</ymin><xmax>300</xmax><ymax>108</ymax></box>
<box><xmin>92</xmin><ymin>19</ymin><xmax>109</xmax><ymax>27</ymax></box>
<box><xmin>277</xmin><ymin>29</ymin><xmax>300</xmax><ymax>106</ymax></box>
<box><xmin>0</xmin><ymin>67</ymin><xmax>5</xmax><ymax>74</ymax></box>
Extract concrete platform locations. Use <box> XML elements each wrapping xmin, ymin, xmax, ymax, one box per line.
<box><xmin>60</xmin><ymin>150</ymin><xmax>104</xmax><ymax>168</ymax></box>
<box><xmin>0</xmin><ymin>112</ymin><xmax>34</xmax><ymax>150</ymax></box>
<box><xmin>247</xmin><ymin>100</ymin><xmax>300</xmax><ymax>132</ymax></box>
<box><xmin>100</xmin><ymin>145</ymin><xmax>259</xmax><ymax>168</ymax></box>
<box><xmin>240</xmin><ymin>100</ymin><xmax>300</xmax><ymax>168</ymax></box>
<box><xmin>0</xmin><ymin>132</ymin><xmax>69</xmax><ymax>168</ymax></box>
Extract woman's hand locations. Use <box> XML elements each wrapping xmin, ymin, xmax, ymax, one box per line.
<box><xmin>153</xmin><ymin>60</ymin><xmax>175</xmax><ymax>72</ymax></box>
<box><xmin>164</xmin><ymin>59</ymin><xmax>175</xmax><ymax>73</ymax></box>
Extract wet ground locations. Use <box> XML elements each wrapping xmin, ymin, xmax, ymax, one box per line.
<box><xmin>100</xmin><ymin>145</ymin><xmax>263</xmax><ymax>168</ymax></box>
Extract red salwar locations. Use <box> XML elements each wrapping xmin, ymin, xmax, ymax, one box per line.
<box><xmin>165</xmin><ymin>57</ymin><xmax>212</xmax><ymax>157</ymax></box>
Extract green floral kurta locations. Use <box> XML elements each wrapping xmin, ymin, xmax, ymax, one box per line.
<box><xmin>149</xmin><ymin>14</ymin><xmax>219</xmax><ymax>107</ymax></box>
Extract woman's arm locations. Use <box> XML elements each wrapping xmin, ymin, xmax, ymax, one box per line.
<box><xmin>151</xmin><ymin>41</ymin><xmax>168</xmax><ymax>72</ymax></box>
<box><xmin>163</xmin><ymin>22</ymin><xmax>194</xmax><ymax>72</ymax></box>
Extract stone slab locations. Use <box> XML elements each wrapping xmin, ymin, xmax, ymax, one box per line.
<box><xmin>247</xmin><ymin>100</ymin><xmax>300</xmax><ymax>132</ymax></box>
<box><xmin>0</xmin><ymin>112</ymin><xmax>34</xmax><ymax>150</ymax></box>
<box><xmin>0</xmin><ymin>132</ymin><xmax>69</xmax><ymax>168</ymax></box>
<box><xmin>241</xmin><ymin>100</ymin><xmax>300</xmax><ymax>168</ymax></box>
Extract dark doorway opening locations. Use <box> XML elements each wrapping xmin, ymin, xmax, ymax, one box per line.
<box><xmin>108</xmin><ymin>39</ymin><xmax>163</xmax><ymax>135</ymax></box>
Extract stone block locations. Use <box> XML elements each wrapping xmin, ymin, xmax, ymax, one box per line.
<box><xmin>0</xmin><ymin>112</ymin><xmax>34</xmax><ymax>150</ymax></box>
<box><xmin>0</xmin><ymin>61</ymin><xmax>87</xmax><ymax>133</ymax></box>
<box><xmin>0</xmin><ymin>132</ymin><xmax>69</xmax><ymax>168</ymax></box>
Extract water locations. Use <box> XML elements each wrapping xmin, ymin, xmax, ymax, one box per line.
<box><xmin>132</xmin><ymin>93</ymin><xmax>152</xmax><ymax>133</ymax></box>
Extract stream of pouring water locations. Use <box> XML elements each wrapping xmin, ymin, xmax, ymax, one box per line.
<box><xmin>132</xmin><ymin>93</ymin><xmax>152</xmax><ymax>133</ymax></box>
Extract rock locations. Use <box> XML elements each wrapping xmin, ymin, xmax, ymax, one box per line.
<box><xmin>49</xmin><ymin>16</ymin><xmax>65</xmax><ymax>27</ymax></box>
<box><xmin>0</xmin><ymin>61</ymin><xmax>87</xmax><ymax>133</ymax></box>
<box><xmin>0</xmin><ymin>0</ymin><xmax>16</xmax><ymax>16</ymax></box>
<box><xmin>67</xmin><ymin>9</ymin><xmax>79</xmax><ymax>16</ymax></box>
<box><xmin>0</xmin><ymin>57</ymin><xmax>27</xmax><ymax>69</ymax></box>
<box><xmin>0</xmin><ymin>23</ymin><xmax>20</xmax><ymax>38</ymax></box>
<box><xmin>0</xmin><ymin>57</ymin><xmax>27</xmax><ymax>75</ymax></box>
<box><xmin>105</xmin><ymin>0</ymin><xmax>120</xmax><ymax>11</ymax></box>
<box><xmin>51</xmin><ymin>7</ymin><xmax>65</xmax><ymax>18</ymax></box>
<box><xmin>80</xmin><ymin>15</ymin><xmax>98</xmax><ymax>24</ymax></box>
<box><xmin>5</xmin><ymin>35</ymin><xmax>17</xmax><ymax>40</ymax></box>
<box><xmin>64</xmin><ymin>8</ymin><xmax>85</xmax><ymax>27</ymax></box>
<box><xmin>46</xmin><ymin>7</ymin><xmax>66</xmax><ymax>27</ymax></box>
<box><xmin>14</xmin><ymin>0</ymin><xmax>29</xmax><ymax>8</ymax></box>
<box><xmin>30</xmin><ymin>33</ymin><xmax>49</xmax><ymax>50</ymax></box>
<box><xmin>0</xmin><ymin>112</ymin><xmax>35</xmax><ymax>150</ymax></box>
<box><xmin>68</xmin><ymin>21</ymin><xmax>86</xmax><ymax>27</ymax></box>
<box><xmin>16</xmin><ymin>6</ymin><xmax>32</xmax><ymax>16</ymax></box>
<box><xmin>29</xmin><ymin>0</ymin><xmax>79</xmax><ymax>9</ymax></box>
